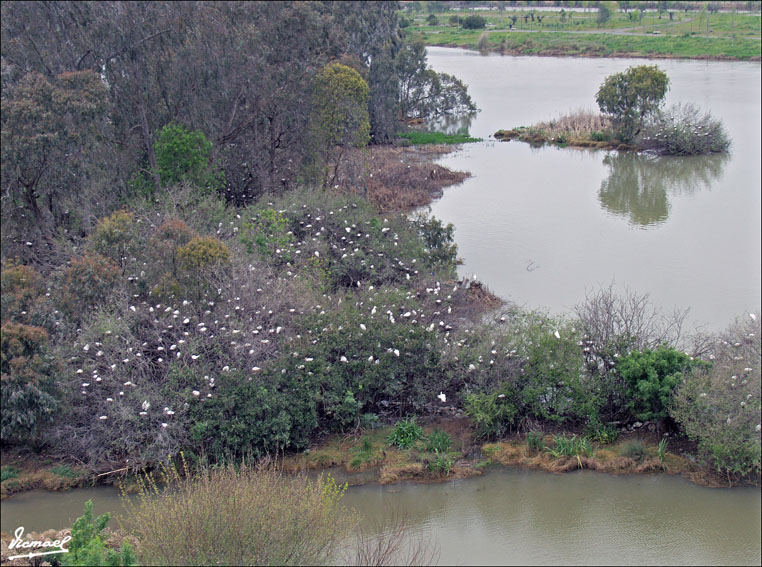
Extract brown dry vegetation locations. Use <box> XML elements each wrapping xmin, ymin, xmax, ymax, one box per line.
<box><xmin>333</xmin><ymin>145</ymin><xmax>470</xmax><ymax>213</ymax></box>
<box><xmin>482</xmin><ymin>434</ymin><xmax>701</xmax><ymax>478</ymax></box>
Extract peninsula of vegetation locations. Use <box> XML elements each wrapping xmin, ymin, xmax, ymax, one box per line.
<box><xmin>495</xmin><ymin>63</ymin><xmax>731</xmax><ymax>154</ymax></box>
<box><xmin>1</xmin><ymin>1</ymin><xmax>760</xmax><ymax>565</ymax></box>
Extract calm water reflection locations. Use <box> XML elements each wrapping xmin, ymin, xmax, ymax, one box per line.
<box><xmin>599</xmin><ymin>152</ymin><xmax>729</xmax><ymax>227</ymax></box>
<box><xmin>425</xmin><ymin>48</ymin><xmax>761</xmax><ymax>330</ymax></box>
<box><xmin>2</xmin><ymin>469</ymin><xmax>760</xmax><ymax>566</ymax></box>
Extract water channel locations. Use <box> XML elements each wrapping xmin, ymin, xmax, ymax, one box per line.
<box><xmin>2</xmin><ymin>468</ymin><xmax>760</xmax><ymax>565</ymax></box>
<box><xmin>424</xmin><ymin>47</ymin><xmax>761</xmax><ymax>332</ymax></box>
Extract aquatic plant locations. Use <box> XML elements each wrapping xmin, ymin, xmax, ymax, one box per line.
<box><xmin>387</xmin><ymin>417</ymin><xmax>425</xmax><ymax>449</ymax></box>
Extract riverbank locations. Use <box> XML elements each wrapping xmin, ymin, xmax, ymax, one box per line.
<box><xmin>403</xmin><ymin>8</ymin><xmax>761</xmax><ymax>61</ymax></box>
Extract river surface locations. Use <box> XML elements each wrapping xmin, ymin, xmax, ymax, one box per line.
<box><xmin>2</xmin><ymin>468</ymin><xmax>760</xmax><ymax>565</ymax></box>
<box><xmin>424</xmin><ymin>47</ymin><xmax>761</xmax><ymax>332</ymax></box>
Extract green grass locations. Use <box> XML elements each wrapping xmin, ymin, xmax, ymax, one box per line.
<box><xmin>620</xmin><ymin>440</ymin><xmax>647</xmax><ymax>462</ymax></box>
<box><xmin>402</xmin><ymin>8</ymin><xmax>761</xmax><ymax>61</ymax></box>
<box><xmin>50</xmin><ymin>464</ymin><xmax>80</xmax><ymax>479</ymax></box>
<box><xmin>1</xmin><ymin>466</ymin><xmax>20</xmax><ymax>482</ymax></box>
<box><xmin>545</xmin><ymin>434</ymin><xmax>594</xmax><ymax>458</ymax></box>
<box><xmin>398</xmin><ymin>131</ymin><xmax>482</xmax><ymax>145</ymax></box>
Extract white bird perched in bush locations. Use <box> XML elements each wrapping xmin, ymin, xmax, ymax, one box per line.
<box><xmin>437</xmin><ymin>392</ymin><xmax>446</xmax><ymax>403</ymax></box>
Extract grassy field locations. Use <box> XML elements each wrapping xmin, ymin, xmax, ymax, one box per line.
<box><xmin>397</xmin><ymin>131</ymin><xmax>482</xmax><ymax>145</ymax></box>
<box><xmin>402</xmin><ymin>7</ymin><xmax>761</xmax><ymax>60</ymax></box>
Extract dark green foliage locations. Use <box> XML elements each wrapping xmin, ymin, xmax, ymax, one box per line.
<box><xmin>464</xmin><ymin>388</ymin><xmax>519</xmax><ymax>440</ymax></box>
<box><xmin>1</xmin><ymin>323</ymin><xmax>58</xmax><ymax>444</ymax></box>
<box><xmin>426</xmin><ymin>14</ymin><xmax>439</xmax><ymax>26</ymax></box>
<box><xmin>596</xmin><ymin>65</ymin><xmax>669</xmax><ymax>142</ymax></box>
<box><xmin>597</xmin><ymin>4</ymin><xmax>612</xmax><ymax>26</ymax></box>
<box><xmin>617</xmin><ymin>346</ymin><xmax>693</xmax><ymax>421</ymax></box>
<box><xmin>189</xmin><ymin>371</ymin><xmax>316</xmax><ymax>458</ymax></box>
<box><xmin>387</xmin><ymin>417</ymin><xmax>424</xmax><ymax>449</ymax></box>
<box><xmin>461</xmin><ymin>15</ymin><xmax>486</xmax><ymax>30</ymax></box>
<box><xmin>63</xmin><ymin>500</ymin><xmax>136</xmax><ymax>566</ymax></box>
<box><xmin>585</xmin><ymin>418</ymin><xmax>619</xmax><ymax>444</ymax></box>
<box><xmin>293</xmin><ymin>303</ymin><xmax>444</xmax><ymax>427</ymax></box>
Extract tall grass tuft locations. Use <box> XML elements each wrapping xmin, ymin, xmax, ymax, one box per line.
<box><xmin>526</xmin><ymin>430</ymin><xmax>545</xmax><ymax>453</ymax></box>
<box><xmin>532</xmin><ymin>109</ymin><xmax>612</xmax><ymax>140</ymax></box>
<box><xmin>545</xmin><ymin>434</ymin><xmax>594</xmax><ymax>458</ymax></box>
<box><xmin>121</xmin><ymin>458</ymin><xmax>353</xmax><ymax>566</ymax></box>
<box><xmin>657</xmin><ymin>438</ymin><xmax>669</xmax><ymax>469</ymax></box>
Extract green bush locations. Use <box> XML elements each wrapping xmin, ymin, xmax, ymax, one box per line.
<box><xmin>1</xmin><ymin>465</ymin><xmax>19</xmax><ymax>481</ymax></box>
<box><xmin>189</xmin><ymin>370</ymin><xmax>316</xmax><ymax>459</ymax></box>
<box><xmin>424</xmin><ymin>429</ymin><xmax>452</xmax><ymax>453</ymax></box>
<box><xmin>154</xmin><ymin>123</ymin><xmax>221</xmax><ymax>190</ymax></box>
<box><xmin>63</xmin><ymin>500</ymin><xmax>136</xmax><ymax>566</ymax></box>
<box><xmin>462</xmin><ymin>14</ymin><xmax>486</xmax><ymax>29</ymax></box>
<box><xmin>239</xmin><ymin>207</ymin><xmax>294</xmax><ymax>260</ymax></box>
<box><xmin>617</xmin><ymin>346</ymin><xmax>695</xmax><ymax>421</ymax></box>
<box><xmin>464</xmin><ymin>388</ymin><xmax>519</xmax><ymax>440</ymax></box>
<box><xmin>526</xmin><ymin>430</ymin><xmax>545</xmax><ymax>453</ymax></box>
<box><xmin>387</xmin><ymin>417</ymin><xmax>424</xmax><ymax>449</ymax></box>
<box><xmin>57</xmin><ymin>253</ymin><xmax>121</xmax><ymax>318</ymax></box>
<box><xmin>428</xmin><ymin>450</ymin><xmax>453</xmax><ymax>476</ymax></box>
<box><xmin>585</xmin><ymin>418</ymin><xmax>619</xmax><ymax>444</ymax></box>
<box><xmin>1</xmin><ymin>322</ymin><xmax>58</xmax><ymax>444</ymax></box>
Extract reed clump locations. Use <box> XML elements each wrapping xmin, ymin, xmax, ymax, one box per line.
<box><xmin>121</xmin><ymin>459</ymin><xmax>353</xmax><ymax>566</ymax></box>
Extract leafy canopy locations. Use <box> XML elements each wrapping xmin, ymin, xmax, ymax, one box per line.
<box><xmin>595</xmin><ymin>65</ymin><xmax>669</xmax><ymax>142</ymax></box>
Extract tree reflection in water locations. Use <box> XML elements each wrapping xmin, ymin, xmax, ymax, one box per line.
<box><xmin>598</xmin><ymin>152</ymin><xmax>729</xmax><ymax>227</ymax></box>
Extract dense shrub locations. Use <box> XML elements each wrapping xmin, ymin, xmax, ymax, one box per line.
<box><xmin>176</xmin><ymin>236</ymin><xmax>231</xmax><ymax>299</ymax></box>
<box><xmin>123</xmin><ymin>464</ymin><xmax>351</xmax><ymax>566</ymax></box>
<box><xmin>464</xmin><ymin>388</ymin><xmax>520</xmax><ymax>439</ymax></box>
<box><xmin>574</xmin><ymin>285</ymin><xmax>688</xmax><ymax>421</ymax></box>
<box><xmin>671</xmin><ymin>315</ymin><xmax>761</xmax><ymax>478</ymax></box>
<box><xmin>238</xmin><ymin>207</ymin><xmax>294</xmax><ymax>261</ymax></box>
<box><xmin>1</xmin><ymin>322</ymin><xmax>58</xmax><ymax>444</ymax></box>
<box><xmin>0</xmin><ymin>263</ymin><xmax>47</xmax><ymax>325</ymax></box>
<box><xmin>57</xmin><ymin>253</ymin><xmax>121</xmax><ymax>319</ymax></box>
<box><xmin>462</xmin><ymin>15</ymin><xmax>486</xmax><ymax>29</ymax></box>
<box><xmin>154</xmin><ymin>124</ymin><xmax>221</xmax><ymax>190</ymax></box>
<box><xmin>90</xmin><ymin>210</ymin><xmax>142</xmax><ymax>271</ymax></box>
<box><xmin>149</xmin><ymin>217</ymin><xmax>197</xmax><ymax>278</ymax></box>
<box><xmin>63</xmin><ymin>500</ymin><xmax>135</xmax><ymax>566</ymax></box>
<box><xmin>617</xmin><ymin>346</ymin><xmax>696</xmax><ymax>422</ymax></box>
<box><xmin>189</xmin><ymin>371</ymin><xmax>316</xmax><ymax>458</ymax></box>
<box><xmin>638</xmin><ymin>103</ymin><xmax>731</xmax><ymax>155</ymax></box>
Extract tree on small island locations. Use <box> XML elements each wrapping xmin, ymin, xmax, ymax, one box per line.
<box><xmin>595</xmin><ymin>65</ymin><xmax>670</xmax><ymax>142</ymax></box>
